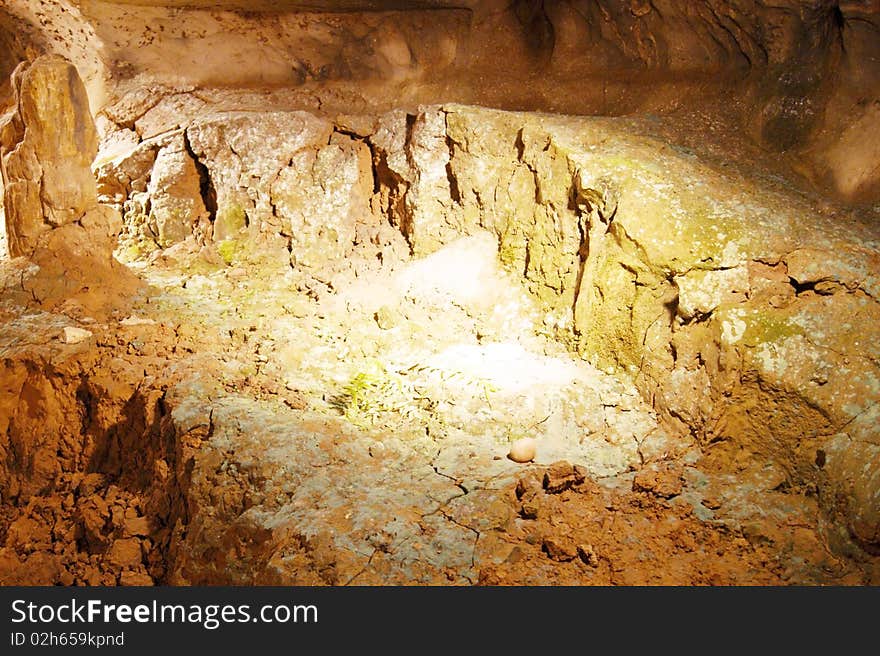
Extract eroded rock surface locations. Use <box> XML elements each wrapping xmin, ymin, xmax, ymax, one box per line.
<box><xmin>0</xmin><ymin>54</ymin><xmax>99</xmax><ymax>256</ymax></box>
<box><xmin>3</xmin><ymin>1</ymin><xmax>880</xmax><ymax>203</ymax></box>
<box><xmin>88</xmin><ymin>100</ymin><xmax>880</xmax><ymax>563</ymax></box>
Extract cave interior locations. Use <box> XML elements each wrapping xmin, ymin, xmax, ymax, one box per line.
<box><xmin>0</xmin><ymin>0</ymin><xmax>878</xmax><ymax>586</ymax></box>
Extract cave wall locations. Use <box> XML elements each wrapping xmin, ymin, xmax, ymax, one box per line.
<box><xmin>2</xmin><ymin>1</ymin><xmax>878</xmax><ymax>202</ymax></box>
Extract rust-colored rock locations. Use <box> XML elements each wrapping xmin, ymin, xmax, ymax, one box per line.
<box><xmin>108</xmin><ymin>539</ymin><xmax>143</xmax><ymax>568</ymax></box>
<box><xmin>633</xmin><ymin>466</ymin><xmax>684</xmax><ymax>500</ymax></box>
<box><xmin>543</xmin><ymin>461</ymin><xmax>587</xmax><ymax>494</ymax></box>
<box><xmin>542</xmin><ymin>537</ymin><xmax>577</xmax><ymax>563</ymax></box>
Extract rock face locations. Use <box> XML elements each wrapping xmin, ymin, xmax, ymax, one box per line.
<box><xmin>437</xmin><ymin>105</ymin><xmax>879</xmax><ymax>553</ymax></box>
<box><xmin>185</xmin><ymin>111</ymin><xmax>374</xmax><ymax>265</ymax></box>
<box><xmin>92</xmin><ymin>101</ymin><xmax>880</xmax><ymax>555</ymax></box>
<box><xmin>0</xmin><ymin>55</ymin><xmax>132</xmax><ymax>315</ymax></box>
<box><xmin>97</xmin><ymin>109</ymin><xmax>378</xmax><ymax>265</ymax></box>
<box><xmin>144</xmin><ymin>133</ymin><xmax>210</xmax><ymax>248</ymax></box>
<box><xmin>3</xmin><ymin>2</ymin><xmax>880</xmax><ymax>202</ymax></box>
<box><xmin>0</xmin><ymin>54</ymin><xmax>99</xmax><ymax>256</ymax></box>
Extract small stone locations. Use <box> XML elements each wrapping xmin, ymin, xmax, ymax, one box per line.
<box><xmin>119</xmin><ymin>315</ymin><xmax>156</xmax><ymax>326</ymax></box>
<box><xmin>123</xmin><ymin>516</ymin><xmax>151</xmax><ymax>537</ymax></box>
<box><xmin>542</xmin><ymin>537</ymin><xmax>577</xmax><ymax>562</ymax></box>
<box><xmin>79</xmin><ymin>505</ymin><xmax>108</xmax><ymax>551</ymax></box>
<box><xmin>61</xmin><ymin>326</ymin><xmax>92</xmax><ymax>344</ymax></box>
<box><xmin>515</xmin><ymin>471</ymin><xmax>543</xmax><ymax>499</ymax></box>
<box><xmin>543</xmin><ymin>461</ymin><xmax>586</xmax><ymax>493</ymax></box>
<box><xmin>78</xmin><ymin>473</ymin><xmax>106</xmax><ymax>496</ymax></box>
<box><xmin>111</xmin><ymin>505</ymin><xmax>126</xmax><ymax>528</ymax></box>
<box><xmin>632</xmin><ymin>466</ymin><xmax>683</xmax><ymax>499</ymax></box>
<box><xmin>577</xmin><ymin>544</ymin><xmax>599</xmax><ymax>566</ymax></box>
<box><xmin>108</xmin><ymin>538</ymin><xmax>143</xmax><ymax>568</ymax></box>
<box><xmin>508</xmin><ymin>437</ymin><xmax>536</xmax><ymax>463</ymax></box>
<box><xmin>282</xmin><ymin>389</ymin><xmax>308</xmax><ymax>410</ymax></box>
<box><xmin>520</xmin><ymin>501</ymin><xmax>540</xmax><ymax>520</ymax></box>
<box><xmin>516</xmin><ymin>471</ymin><xmax>543</xmax><ymax>519</ymax></box>
<box><xmin>374</xmin><ymin>306</ymin><xmax>400</xmax><ymax>330</ymax></box>
<box><xmin>504</xmin><ymin>546</ymin><xmax>525</xmax><ymax>564</ymax></box>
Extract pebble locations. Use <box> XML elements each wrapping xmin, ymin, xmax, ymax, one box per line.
<box><xmin>61</xmin><ymin>326</ymin><xmax>92</xmax><ymax>344</ymax></box>
<box><xmin>508</xmin><ymin>437</ymin><xmax>537</xmax><ymax>463</ymax></box>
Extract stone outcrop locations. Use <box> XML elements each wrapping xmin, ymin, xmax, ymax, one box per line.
<box><xmin>0</xmin><ymin>54</ymin><xmax>133</xmax><ymax>314</ymax></box>
<box><xmin>4</xmin><ymin>2</ymin><xmax>879</xmax><ymax>204</ymax></box>
<box><xmin>144</xmin><ymin>133</ymin><xmax>210</xmax><ymax>248</ymax></box>
<box><xmin>439</xmin><ymin>106</ymin><xmax>880</xmax><ymax>553</ymax></box>
<box><xmin>0</xmin><ymin>54</ymin><xmax>100</xmax><ymax>256</ymax></box>
<box><xmin>94</xmin><ymin>127</ymin><xmax>208</xmax><ymax>252</ymax></box>
<box><xmin>93</xmin><ymin>101</ymin><xmax>880</xmax><ymax>555</ymax></box>
<box><xmin>185</xmin><ymin>110</ymin><xmax>375</xmax><ymax>266</ymax></box>
<box><xmin>98</xmin><ymin>109</ymin><xmax>378</xmax><ymax>266</ymax></box>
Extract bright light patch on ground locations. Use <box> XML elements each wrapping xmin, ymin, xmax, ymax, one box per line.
<box><xmin>426</xmin><ymin>342</ymin><xmax>581</xmax><ymax>394</ymax></box>
<box><xmin>134</xmin><ymin>230</ymin><xmax>670</xmax><ymax>476</ymax></box>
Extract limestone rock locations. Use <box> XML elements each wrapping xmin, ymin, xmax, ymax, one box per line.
<box><xmin>0</xmin><ymin>55</ymin><xmax>98</xmax><ymax>257</ymax></box>
<box><xmin>61</xmin><ymin>326</ymin><xmax>92</xmax><ymax>344</ymax></box>
<box><xmin>374</xmin><ymin>306</ymin><xmax>401</xmax><ymax>330</ymax></box>
<box><xmin>381</xmin><ymin>104</ymin><xmax>879</xmax><ymax>553</ymax></box>
<box><xmin>95</xmin><ymin>139</ymin><xmax>160</xmax><ymax>208</ymax></box>
<box><xmin>186</xmin><ymin>111</ymin><xmax>333</xmax><ymax>242</ymax></box>
<box><xmin>271</xmin><ymin>134</ymin><xmax>373</xmax><ymax>267</ymax></box>
<box><xmin>674</xmin><ymin>267</ymin><xmax>750</xmax><ymax>319</ymax></box>
<box><xmin>146</xmin><ymin>132</ymin><xmax>209</xmax><ymax>247</ymax></box>
<box><xmin>371</xmin><ymin>107</ymin><xmax>459</xmax><ymax>256</ymax></box>
<box><xmin>0</xmin><ymin>55</ymin><xmax>138</xmax><ymax>316</ymax></box>
<box><xmin>822</xmin><ymin>431</ymin><xmax>880</xmax><ymax>550</ymax></box>
<box><xmin>134</xmin><ymin>93</ymin><xmax>207</xmax><ymax>140</ymax></box>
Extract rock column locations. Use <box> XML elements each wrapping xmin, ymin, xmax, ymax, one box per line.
<box><xmin>0</xmin><ymin>54</ymin><xmax>104</xmax><ymax>257</ymax></box>
<box><xmin>0</xmin><ymin>54</ymin><xmax>128</xmax><ymax>313</ymax></box>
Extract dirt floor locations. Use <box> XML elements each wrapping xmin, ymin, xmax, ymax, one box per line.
<box><xmin>0</xmin><ymin>228</ymin><xmax>876</xmax><ymax>586</ymax></box>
